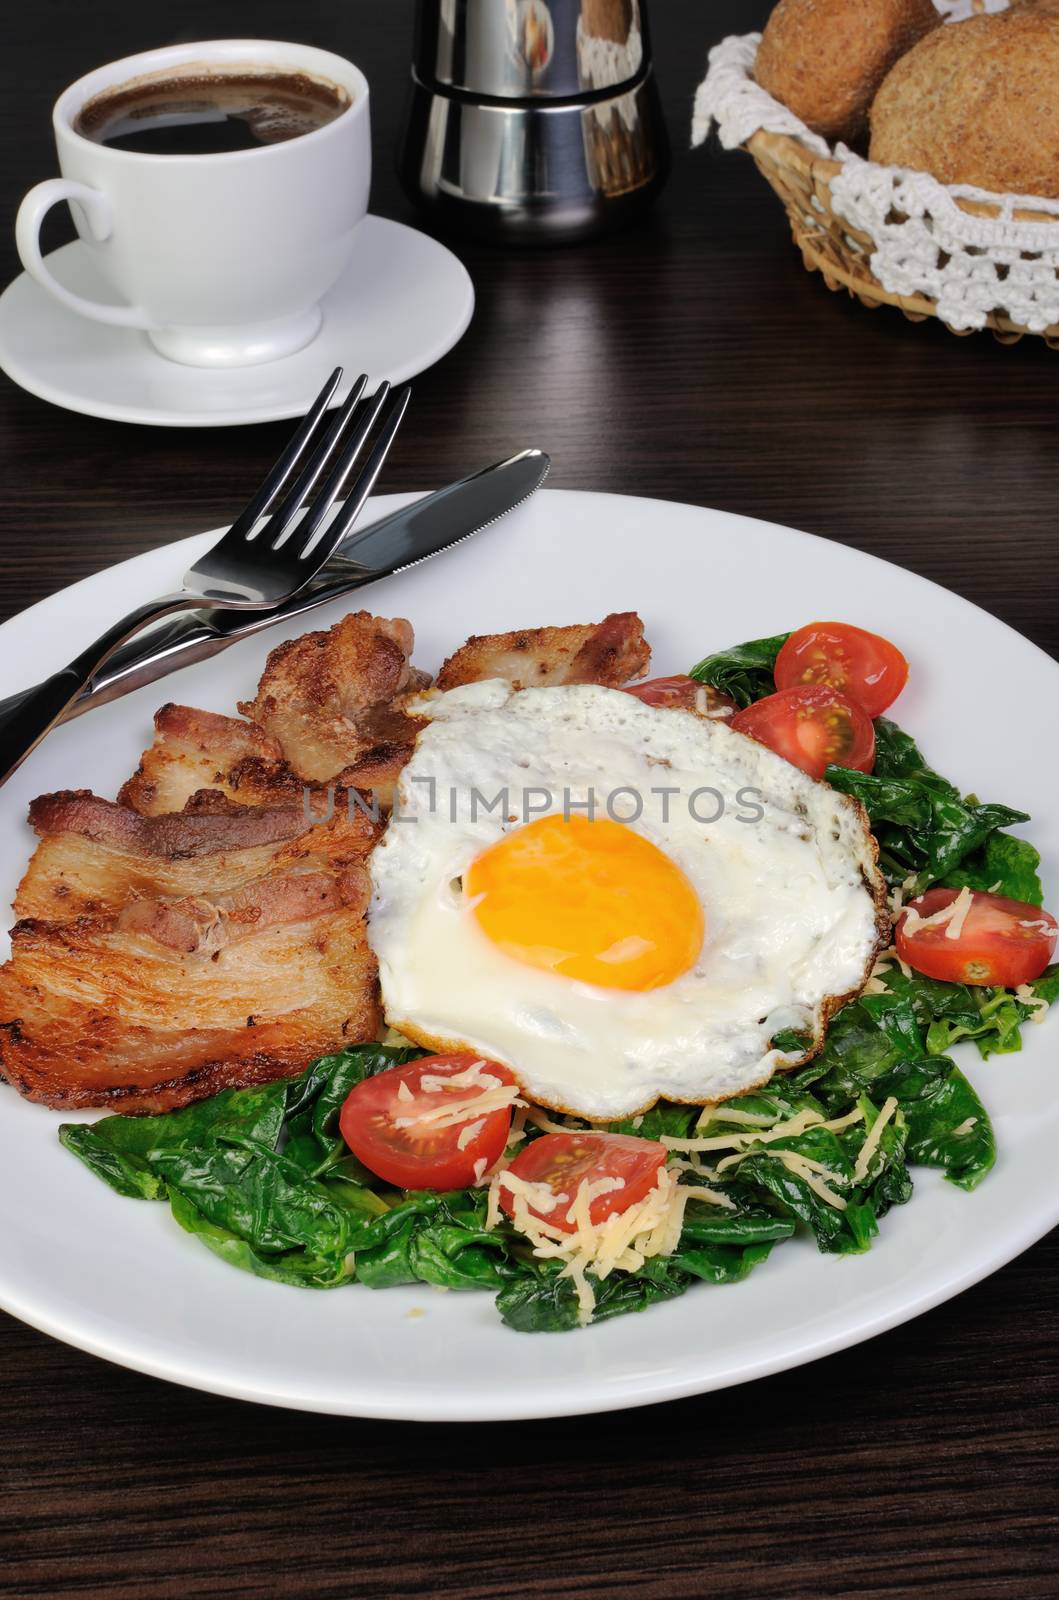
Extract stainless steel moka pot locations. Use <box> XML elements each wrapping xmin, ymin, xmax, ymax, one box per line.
<box><xmin>399</xmin><ymin>0</ymin><xmax>669</xmax><ymax>243</ymax></box>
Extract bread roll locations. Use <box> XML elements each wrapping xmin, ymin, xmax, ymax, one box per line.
<box><xmin>870</xmin><ymin>8</ymin><xmax>1059</xmax><ymax>196</ymax></box>
<box><xmin>753</xmin><ymin>0</ymin><xmax>941</xmax><ymax>143</ymax></box>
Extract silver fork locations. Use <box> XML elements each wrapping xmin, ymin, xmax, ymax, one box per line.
<box><xmin>0</xmin><ymin>367</ymin><xmax>412</xmax><ymax>785</ymax></box>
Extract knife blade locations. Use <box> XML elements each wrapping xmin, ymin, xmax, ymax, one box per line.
<box><xmin>1</xmin><ymin>449</ymin><xmax>549</xmax><ymax>726</ymax></box>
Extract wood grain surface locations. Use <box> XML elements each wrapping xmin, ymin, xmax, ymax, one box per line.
<box><xmin>1</xmin><ymin>3</ymin><xmax>1057</xmax><ymax>1597</ymax></box>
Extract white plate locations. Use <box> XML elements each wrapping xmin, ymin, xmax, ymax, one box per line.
<box><xmin>0</xmin><ymin>489</ymin><xmax>1056</xmax><ymax>1421</ymax></box>
<box><xmin>0</xmin><ymin>216</ymin><xmax>474</xmax><ymax>428</ymax></box>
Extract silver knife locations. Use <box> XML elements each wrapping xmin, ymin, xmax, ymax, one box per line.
<box><xmin>0</xmin><ymin>449</ymin><xmax>549</xmax><ymax>726</ymax></box>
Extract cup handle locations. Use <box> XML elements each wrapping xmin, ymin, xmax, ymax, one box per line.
<box><xmin>15</xmin><ymin>179</ymin><xmax>153</xmax><ymax>329</ymax></box>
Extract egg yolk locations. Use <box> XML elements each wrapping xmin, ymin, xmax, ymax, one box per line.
<box><xmin>464</xmin><ymin>813</ymin><xmax>704</xmax><ymax>992</ymax></box>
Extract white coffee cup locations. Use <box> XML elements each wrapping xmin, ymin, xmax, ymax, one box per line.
<box><xmin>15</xmin><ymin>39</ymin><xmax>371</xmax><ymax>368</ymax></box>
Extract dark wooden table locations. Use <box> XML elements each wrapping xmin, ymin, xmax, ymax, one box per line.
<box><xmin>2</xmin><ymin>3</ymin><xmax>1057</xmax><ymax>1596</ymax></box>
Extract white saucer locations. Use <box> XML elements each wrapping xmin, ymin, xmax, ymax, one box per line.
<box><xmin>0</xmin><ymin>215</ymin><xmax>475</xmax><ymax>428</ymax></box>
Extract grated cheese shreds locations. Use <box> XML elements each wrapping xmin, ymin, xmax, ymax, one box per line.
<box><xmin>822</xmin><ymin>1106</ymin><xmax>869</xmax><ymax>1134</ymax></box>
<box><xmin>713</xmin><ymin>1143</ymin><xmax>849</xmax><ymax>1208</ymax></box>
<box><xmin>495</xmin><ymin>1169</ymin><xmax>566</xmax><ymax>1214</ymax></box>
<box><xmin>389</xmin><ymin>1056</ymin><xmax>525</xmax><ymax>1141</ymax></box>
<box><xmin>524</xmin><ymin>1106</ymin><xmax>588</xmax><ymax>1136</ymax></box>
<box><xmin>758</xmin><ymin>1109</ymin><xmax>826</xmax><ymax>1141</ymax></box>
<box><xmin>668</xmin><ymin>1153</ymin><xmax>723</xmax><ymax>1184</ymax></box>
<box><xmin>666</xmin><ymin>1104</ymin><xmax>868</xmax><ymax>1221</ymax></box>
<box><xmin>696</xmin><ymin>1105</ymin><xmax>774</xmax><ymax>1131</ymax></box>
<box><xmin>392</xmin><ymin>1083</ymin><xmax>522</xmax><ymax>1131</ymax></box>
<box><xmin>485</xmin><ymin>1163</ymin><xmax>738</xmax><ymax>1327</ymax></box>
<box><xmin>677</xmin><ymin>1182</ymin><xmax>736</xmax><ymax>1212</ymax></box>
<box><xmin>852</xmin><ymin>1096</ymin><xmax>899</xmax><ymax>1185</ymax></box>
<box><xmin>778</xmin><ymin>1152</ymin><xmax>849</xmax><ymax>1210</ymax></box>
<box><xmin>899</xmin><ymin>902</ymin><xmax>953</xmax><ymax>935</ymax></box>
<box><xmin>715</xmin><ymin>1146</ymin><xmax>841</xmax><ymax>1179</ymax></box>
<box><xmin>661</xmin><ymin>1132</ymin><xmax>759</xmax><ymax>1153</ymax></box>
<box><xmin>456</xmin><ymin>1117</ymin><xmax>486</xmax><ymax>1151</ymax></box>
<box><xmin>419</xmin><ymin>1058</ymin><xmax>496</xmax><ymax>1093</ymax></box>
<box><xmin>888</xmin><ymin>880</ymin><xmax>916</xmax><ymax>922</ymax></box>
<box><xmin>943</xmin><ymin>886</ymin><xmax>974</xmax><ymax>942</ymax></box>
<box><xmin>951</xmin><ymin>1117</ymin><xmax>978</xmax><ymax>1137</ymax></box>
<box><xmin>863</xmin><ymin>976</ymin><xmax>890</xmax><ymax>995</ymax></box>
<box><xmin>663</xmin><ymin>1106</ymin><xmax>834</xmax><ymax>1156</ymax></box>
<box><xmin>557</xmin><ymin>1170</ymin><xmax>682</xmax><ymax>1316</ymax></box>
<box><xmin>1016</xmin><ymin>983</ymin><xmax>1051</xmax><ymax>1024</ymax></box>
<box><xmin>900</xmin><ymin>886</ymin><xmax>973</xmax><ymax>940</ymax></box>
<box><xmin>565</xmin><ymin>1174</ymin><xmax>624</xmax><ymax>1229</ymax></box>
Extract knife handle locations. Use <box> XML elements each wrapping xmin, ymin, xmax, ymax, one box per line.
<box><xmin>0</xmin><ymin>667</ymin><xmax>86</xmax><ymax>781</ymax></box>
<box><xmin>0</xmin><ymin>593</ymin><xmax>194</xmax><ymax>783</ymax></box>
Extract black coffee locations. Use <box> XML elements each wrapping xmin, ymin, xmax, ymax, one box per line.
<box><xmin>75</xmin><ymin>70</ymin><xmax>350</xmax><ymax>156</ymax></box>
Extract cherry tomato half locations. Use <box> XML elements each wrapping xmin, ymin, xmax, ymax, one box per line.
<box><xmin>624</xmin><ymin>675</ymin><xmax>737</xmax><ymax>719</ymax></box>
<box><xmin>731</xmin><ymin>685</ymin><xmax>876</xmax><ymax>779</ymax></box>
<box><xmin>499</xmin><ymin>1131</ymin><xmax>667</xmax><ymax>1234</ymax></box>
<box><xmin>775</xmin><ymin>622</ymin><xmax>909</xmax><ymax>718</ymax></box>
<box><xmin>339</xmin><ymin>1053</ymin><xmax>517</xmax><ymax>1191</ymax></box>
<box><xmin>895</xmin><ymin>888</ymin><xmax>1058</xmax><ymax>988</ymax></box>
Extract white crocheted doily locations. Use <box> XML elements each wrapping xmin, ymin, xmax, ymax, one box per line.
<box><xmin>692</xmin><ymin>28</ymin><xmax>1059</xmax><ymax>334</ymax></box>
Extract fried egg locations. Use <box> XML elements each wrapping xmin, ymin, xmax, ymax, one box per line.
<box><xmin>367</xmin><ymin>681</ymin><xmax>886</xmax><ymax>1121</ymax></box>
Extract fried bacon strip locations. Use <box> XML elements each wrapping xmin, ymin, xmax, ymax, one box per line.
<box><xmin>435</xmin><ymin>611</ymin><xmax>651</xmax><ymax>692</ymax></box>
<box><xmin>14</xmin><ymin>788</ymin><xmax>378</xmax><ymax>921</ymax></box>
<box><xmin>235</xmin><ymin>611</ymin><xmax>429</xmax><ymax>797</ymax></box>
<box><xmin>118</xmin><ymin>704</ymin><xmax>311</xmax><ymax>816</ymax></box>
<box><xmin>115</xmin><ymin>865</ymin><xmax>369</xmax><ymax>954</ymax></box>
<box><xmin>0</xmin><ymin>790</ymin><xmax>380</xmax><ymax>1112</ymax></box>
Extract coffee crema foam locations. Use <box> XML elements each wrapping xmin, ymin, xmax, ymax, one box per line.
<box><xmin>75</xmin><ymin>68</ymin><xmax>351</xmax><ymax>155</ymax></box>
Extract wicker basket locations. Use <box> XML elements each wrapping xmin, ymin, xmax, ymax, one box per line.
<box><xmin>746</xmin><ymin>127</ymin><xmax>1059</xmax><ymax>349</ymax></box>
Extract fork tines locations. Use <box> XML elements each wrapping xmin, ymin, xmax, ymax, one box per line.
<box><xmin>226</xmin><ymin>370</ymin><xmax>410</xmax><ymax>569</ymax></box>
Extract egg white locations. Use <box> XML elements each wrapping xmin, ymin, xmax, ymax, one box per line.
<box><xmin>367</xmin><ymin>682</ymin><xmax>887</xmax><ymax>1121</ymax></box>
